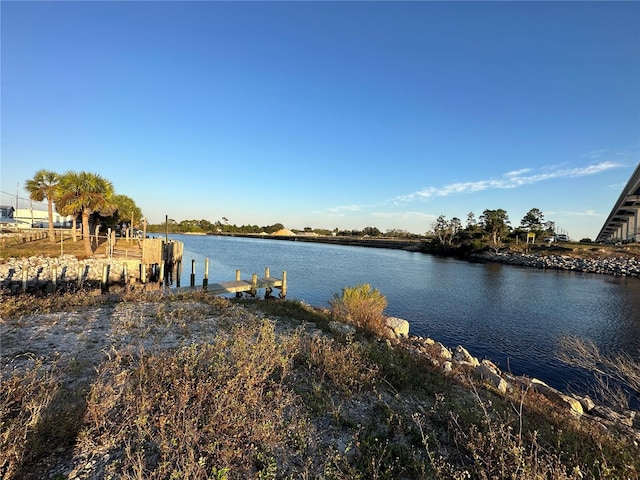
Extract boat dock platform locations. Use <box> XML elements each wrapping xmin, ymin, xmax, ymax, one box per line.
<box><xmin>174</xmin><ymin>267</ymin><xmax>287</xmax><ymax>298</ymax></box>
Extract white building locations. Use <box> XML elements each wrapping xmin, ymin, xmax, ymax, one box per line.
<box><xmin>14</xmin><ymin>208</ymin><xmax>75</xmax><ymax>229</ymax></box>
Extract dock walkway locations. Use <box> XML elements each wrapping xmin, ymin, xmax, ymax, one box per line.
<box><xmin>174</xmin><ymin>268</ymin><xmax>287</xmax><ymax>298</ymax></box>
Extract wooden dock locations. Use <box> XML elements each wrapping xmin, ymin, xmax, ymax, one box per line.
<box><xmin>175</xmin><ymin>267</ymin><xmax>287</xmax><ymax>298</ymax></box>
<box><xmin>111</xmin><ymin>239</ymin><xmax>287</xmax><ymax>298</ymax></box>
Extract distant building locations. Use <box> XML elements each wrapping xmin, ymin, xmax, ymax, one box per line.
<box><xmin>0</xmin><ymin>205</ymin><xmax>15</xmax><ymax>219</ymax></box>
<box><xmin>0</xmin><ymin>205</ymin><xmax>21</xmax><ymax>228</ymax></box>
<box><xmin>13</xmin><ymin>208</ymin><xmax>75</xmax><ymax>229</ymax></box>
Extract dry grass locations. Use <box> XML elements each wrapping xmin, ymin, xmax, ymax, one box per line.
<box><xmin>559</xmin><ymin>335</ymin><xmax>640</xmax><ymax>410</ymax></box>
<box><xmin>0</xmin><ymin>359</ymin><xmax>60</xmax><ymax>479</ymax></box>
<box><xmin>1</xmin><ymin>293</ymin><xmax>639</xmax><ymax>479</ymax></box>
<box><xmin>0</xmin><ymin>235</ymin><xmax>140</xmax><ymax>261</ymax></box>
<box><xmin>509</xmin><ymin>241</ymin><xmax>640</xmax><ymax>260</ymax></box>
<box><xmin>79</xmin><ymin>320</ymin><xmax>306</xmax><ymax>479</ymax></box>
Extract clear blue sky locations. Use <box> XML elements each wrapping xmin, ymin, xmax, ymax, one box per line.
<box><xmin>2</xmin><ymin>1</ymin><xmax>639</xmax><ymax>240</ymax></box>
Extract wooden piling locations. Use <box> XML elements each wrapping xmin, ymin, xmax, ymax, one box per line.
<box><xmin>190</xmin><ymin>259</ymin><xmax>196</xmax><ymax>287</ymax></box>
<box><xmin>22</xmin><ymin>268</ymin><xmax>27</xmax><ymax>292</ymax></box>
<box><xmin>281</xmin><ymin>271</ymin><xmax>287</xmax><ymax>298</ymax></box>
<box><xmin>51</xmin><ymin>265</ymin><xmax>57</xmax><ymax>293</ymax></box>
<box><xmin>203</xmin><ymin>258</ymin><xmax>209</xmax><ymax>290</ymax></box>
<box><xmin>101</xmin><ymin>264</ymin><xmax>108</xmax><ymax>292</ymax></box>
<box><xmin>140</xmin><ymin>263</ymin><xmax>146</xmax><ymax>284</ymax></box>
<box><xmin>251</xmin><ymin>273</ymin><xmax>258</xmax><ymax>296</ymax></box>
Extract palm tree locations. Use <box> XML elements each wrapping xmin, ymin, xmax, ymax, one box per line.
<box><xmin>57</xmin><ymin>171</ymin><xmax>116</xmax><ymax>256</ymax></box>
<box><xmin>54</xmin><ymin>191</ymin><xmax>80</xmax><ymax>242</ymax></box>
<box><xmin>111</xmin><ymin>194</ymin><xmax>143</xmax><ymax>239</ymax></box>
<box><xmin>25</xmin><ymin>170</ymin><xmax>60</xmax><ymax>243</ymax></box>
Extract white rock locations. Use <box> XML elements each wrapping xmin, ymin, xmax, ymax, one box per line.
<box><xmin>476</xmin><ymin>363</ymin><xmax>508</xmax><ymax>394</ymax></box>
<box><xmin>453</xmin><ymin>345</ymin><xmax>480</xmax><ymax>367</ymax></box>
<box><xmin>385</xmin><ymin>316</ymin><xmax>410</xmax><ymax>338</ymax></box>
<box><xmin>437</xmin><ymin>343</ymin><xmax>452</xmax><ymax>360</ymax></box>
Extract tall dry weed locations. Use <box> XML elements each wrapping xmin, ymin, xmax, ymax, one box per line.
<box><xmin>329</xmin><ymin>284</ymin><xmax>387</xmax><ymax>336</ymax></box>
<box><xmin>79</xmin><ymin>319</ymin><xmax>309</xmax><ymax>479</ymax></box>
<box><xmin>0</xmin><ymin>359</ymin><xmax>60</xmax><ymax>479</ymax></box>
<box><xmin>414</xmin><ymin>383</ymin><xmax>602</xmax><ymax>480</ymax></box>
<box><xmin>559</xmin><ymin>335</ymin><xmax>640</xmax><ymax>410</ymax></box>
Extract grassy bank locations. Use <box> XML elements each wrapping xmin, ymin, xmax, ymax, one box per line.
<box><xmin>1</xmin><ymin>291</ymin><xmax>638</xmax><ymax>479</ymax></box>
<box><xmin>0</xmin><ymin>235</ymin><xmax>122</xmax><ymax>260</ymax></box>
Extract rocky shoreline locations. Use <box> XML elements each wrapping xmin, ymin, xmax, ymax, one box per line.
<box><xmin>472</xmin><ymin>250</ymin><xmax>640</xmax><ymax>277</ymax></box>
<box><xmin>335</xmin><ymin>316</ymin><xmax>640</xmax><ymax>443</ymax></box>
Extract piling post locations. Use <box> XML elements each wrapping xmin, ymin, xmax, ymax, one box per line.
<box><xmin>22</xmin><ymin>267</ymin><xmax>28</xmax><ymax>292</ymax></box>
<box><xmin>203</xmin><ymin>258</ymin><xmax>209</xmax><ymax>290</ymax></box>
<box><xmin>281</xmin><ymin>271</ymin><xmax>287</xmax><ymax>298</ymax></box>
<box><xmin>250</xmin><ymin>273</ymin><xmax>258</xmax><ymax>297</ymax></box>
<box><xmin>265</xmin><ymin>267</ymin><xmax>270</xmax><ymax>278</ymax></box>
<box><xmin>190</xmin><ymin>259</ymin><xmax>196</xmax><ymax>288</ymax></box>
<box><xmin>101</xmin><ymin>264</ymin><xmax>109</xmax><ymax>293</ymax></box>
<box><xmin>176</xmin><ymin>260</ymin><xmax>182</xmax><ymax>287</ymax></box>
<box><xmin>159</xmin><ymin>262</ymin><xmax>165</xmax><ymax>285</ymax></box>
<box><xmin>235</xmin><ymin>269</ymin><xmax>242</xmax><ymax>298</ymax></box>
<box><xmin>140</xmin><ymin>263</ymin><xmax>146</xmax><ymax>284</ymax></box>
<box><xmin>123</xmin><ymin>264</ymin><xmax>129</xmax><ymax>286</ymax></box>
<box><xmin>50</xmin><ymin>265</ymin><xmax>57</xmax><ymax>294</ymax></box>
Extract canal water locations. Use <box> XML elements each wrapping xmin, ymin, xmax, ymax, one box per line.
<box><xmin>172</xmin><ymin>234</ymin><xmax>640</xmax><ymax>399</ymax></box>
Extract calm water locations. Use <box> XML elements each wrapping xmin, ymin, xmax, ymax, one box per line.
<box><xmin>171</xmin><ymin>234</ymin><xmax>640</xmax><ymax>397</ymax></box>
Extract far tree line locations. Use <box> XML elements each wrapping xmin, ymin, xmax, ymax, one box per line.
<box><xmin>146</xmin><ymin>219</ymin><xmax>418</xmax><ymax>239</ymax></box>
<box><xmin>25</xmin><ymin>169</ymin><xmax>142</xmax><ymax>256</ymax></box>
<box><xmin>427</xmin><ymin>208</ymin><xmax>586</xmax><ymax>254</ymax></box>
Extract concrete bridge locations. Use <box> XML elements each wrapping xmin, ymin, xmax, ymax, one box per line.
<box><xmin>596</xmin><ymin>163</ymin><xmax>640</xmax><ymax>243</ymax></box>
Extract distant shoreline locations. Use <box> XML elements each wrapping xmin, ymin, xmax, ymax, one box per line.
<box><xmin>201</xmin><ymin>232</ymin><xmax>423</xmax><ymax>250</ymax></box>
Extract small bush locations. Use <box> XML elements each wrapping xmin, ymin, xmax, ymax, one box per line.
<box><xmin>329</xmin><ymin>284</ymin><xmax>387</xmax><ymax>336</ymax></box>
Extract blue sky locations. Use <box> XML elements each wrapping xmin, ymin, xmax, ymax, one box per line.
<box><xmin>1</xmin><ymin>1</ymin><xmax>639</xmax><ymax>240</ymax></box>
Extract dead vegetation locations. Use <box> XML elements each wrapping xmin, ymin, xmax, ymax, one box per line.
<box><xmin>1</xmin><ymin>292</ymin><xmax>638</xmax><ymax>479</ymax></box>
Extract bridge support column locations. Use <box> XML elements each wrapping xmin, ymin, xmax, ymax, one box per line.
<box><xmin>625</xmin><ymin>221</ymin><xmax>630</xmax><ymax>242</ymax></box>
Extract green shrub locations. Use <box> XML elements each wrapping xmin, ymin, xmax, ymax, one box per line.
<box><xmin>329</xmin><ymin>284</ymin><xmax>387</xmax><ymax>336</ymax></box>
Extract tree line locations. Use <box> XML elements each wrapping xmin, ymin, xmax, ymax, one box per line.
<box><xmin>146</xmin><ymin>219</ymin><xmax>420</xmax><ymax>239</ymax></box>
<box><xmin>25</xmin><ymin>169</ymin><xmax>142</xmax><ymax>256</ymax></box>
<box><xmin>426</xmin><ymin>207</ymin><xmax>578</xmax><ymax>254</ymax></box>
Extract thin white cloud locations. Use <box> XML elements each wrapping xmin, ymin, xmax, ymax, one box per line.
<box><xmin>371</xmin><ymin>211</ymin><xmax>436</xmax><ymax>221</ymax></box>
<box><xmin>324</xmin><ymin>204</ymin><xmax>363</xmax><ymax>217</ymax></box>
<box><xmin>504</xmin><ymin>168</ymin><xmax>532</xmax><ymax>177</ymax></box>
<box><xmin>396</xmin><ymin>161</ymin><xmax>622</xmax><ymax>203</ymax></box>
<box><xmin>553</xmin><ymin>209</ymin><xmax>603</xmax><ymax>217</ymax></box>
